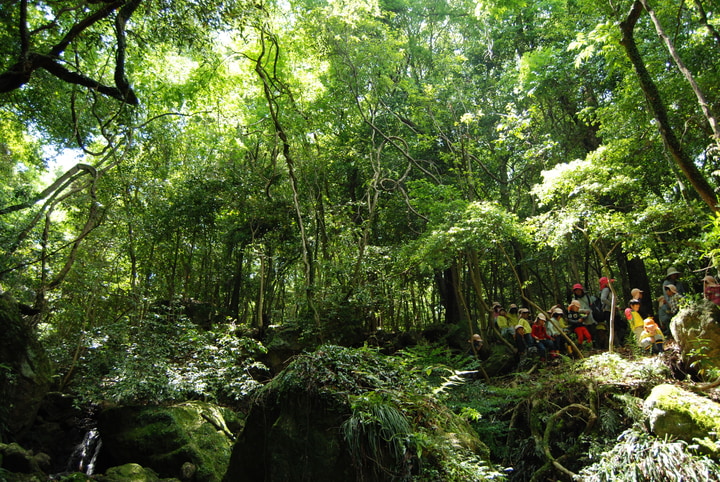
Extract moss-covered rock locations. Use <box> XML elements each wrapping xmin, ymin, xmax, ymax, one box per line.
<box><xmin>94</xmin><ymin>463</ymin><xmax>165</xmax><ymax>482</ymax></box>
<box><xmin>644</xmin><ymin>384</ymin><xmax>720</xmax><ymax>456</ymax></box>
<box><xmin>481</xmin><ymin>344</ymin><xmax>516</xmax><ymax>377</ymax></box>
<box><xmin>0</xmin><ymin>442</ymin><xmax>51</xmax><ymax>475</ymax></box>
<box><xmin>0</xmin><ymin>294</ymin><xmax>52</xmax><ymax>439</ymax></box>
<box><xmin>97</xmin><ymin>401</ymin><xmax>234</xmax><ymax>481</ymax></box>
<box><xmin>670</xmin><ymin>300</ymin><xmax>720</xmax><ymax>372</ymax></box>
<box><xmin>223</xmin><ymin>345</ymin><xmax>499</xmax><ymax>481</ymax></box>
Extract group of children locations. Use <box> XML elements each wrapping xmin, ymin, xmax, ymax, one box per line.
<box><xmin>487</xmin><ymin>298</ymin><xmax>667</xmax><ymax>363</ymax></box>
<box><xmin>478</xmin><ymin>269</ymin><xmax>720</xmax><ymax>363</ymax></box>
<box><xmin>491</xmin><ymin>302</ymin><xmax>593</xmax><ymax>361</ymax></box>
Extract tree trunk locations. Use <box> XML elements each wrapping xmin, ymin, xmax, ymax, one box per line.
<box><xmin>435</xmin><ymin>267</ymin><xmax>461</xmax><ymax>325</ymax></box>
<box><xmin>619</xmin><ymin>0</ymin><xmax>719</xmax><ymax>213</ymax></box>
<box><xmin>616</xmin><ymin>250</ymin><xmax>654</xmax><ymax>318</ymax></box>
<box><xmin>639</xmin><ymin>0</ymin><xmax>720</xmax><ymax>150</ymax></box>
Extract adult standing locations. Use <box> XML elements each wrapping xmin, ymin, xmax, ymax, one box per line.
<box><xmin>664</xmin><ymin>284</ymin><xmax>682</xmax><ymax>320</ymax></box>
<box><xmin>572</xmin><ymin>283</ymin><xmax>597</xmax><ymax>346</ymax></box>
<box><xmin>597</xmin><ymin>277</ymin><xmax>615</xmax><ymax>350</ymax></box>
<box><xmin>657</xmin><ymin>296</ymin><xmax>671</xmax><ymax>335</ymax></box>
<box><xmin>599</xmin><ymin>277</ymin><xmax>615</xmax><ymax>322</ymax></box>
<box><xmin>662</xmin><ymin>267</ymin><xmax>686</xmax><ymax>302</ymax></box>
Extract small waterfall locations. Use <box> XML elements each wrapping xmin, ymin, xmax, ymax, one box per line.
<box><xmin>66</xmin><ymin>429</ymin><xmax>103</xmax><ymax>475</ymax></box>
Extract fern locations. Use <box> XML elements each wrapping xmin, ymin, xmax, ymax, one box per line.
<box><xmin>579</xmin><ymin>429</ymin><xmax>720</xmax><ymax>481</ymax></box>
<box><xmin>342</xmin><ymin>392</ymin><xmax>414</xmax><ymax>479</ymax></box>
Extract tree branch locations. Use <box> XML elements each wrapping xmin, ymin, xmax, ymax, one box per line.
<box><xmin>0</xmin><ymin>0</ymin><xmax>139</xmax><ymax>105</ymax></box>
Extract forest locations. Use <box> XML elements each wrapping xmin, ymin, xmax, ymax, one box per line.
<box><xmin>2</xmin><ymin>0</ymin><xmax>720</xmax><ymax>480</ymax></box>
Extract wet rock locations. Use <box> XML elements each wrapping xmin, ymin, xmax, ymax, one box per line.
<box><xmin>0</xmin><ymin>442</ymin><xmax>51</xmax><ymax>474</ymax></box>
<box><xmin>95</xmin><ymin>463</ymin><xmax>165</xmax><ymax>481</ymax></box>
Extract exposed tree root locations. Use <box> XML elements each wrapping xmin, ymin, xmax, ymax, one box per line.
<box><xmin>531</xmin><ymin>402</ymin><xmax>597</xmax><ymax>481</ymax></box>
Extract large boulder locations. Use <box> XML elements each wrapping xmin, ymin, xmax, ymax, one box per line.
<box><xmin>97</xmin><ymin>401</ymin><xmax>235</xmax><ymax>481</ymax></box>
<box><xmin>0</xmin><ymin>294</ymin><xmax>52</xmax><ymax>438</ymax></box>
<box><xmin>670</xmin><ymin>300</ymin><xmax>720</xmax><ymax>372</ymax></box>
<box><xmin>224</xmin><ymin>345</ymin><xmax>496</xmax><ymax>481</ymax></box>
<box><xmin>644</xmin><ymin>384</ymin><xmax>720</xmax><ymax>456</ymax></box>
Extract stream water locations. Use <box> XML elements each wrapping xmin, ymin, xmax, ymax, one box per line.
<box><xmin>66</xmin><ymin>428</ymin><xmax>103</xmax><ymax>475</ymax></box>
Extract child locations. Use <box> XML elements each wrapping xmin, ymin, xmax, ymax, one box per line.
<box><xmin>507</xmin><ymin>304</ymin><xmax>520</xmax><ymax>327</ymax></box>
<box><xmin>548</xmin><ymin>307</ymin><xmax>569</xmax><ymax>355</ymax></box>
<box><xmin>567</xmin><ymin>300</ymin><xmax>592</xmax><ymax>347</ymax></box>
<box><xmin>468</xmin><ymin>334</ymin><xmax>490</xmax><ymax>360</ymax></box>
<box><xmin>496</xmin><ymin>307</ymin><xmax>514</xmax><ymax>338</ymax></box>
<box><xmin>624</xmin><ymin>299</ymin><xmax>644</xmax><ymax>343</ymax></box>
<box><xmin>639</xmin><ymin>318</ymin><xmax>665</xmax><ymax>354</ymax></box>
<box><xmin>514</xmin><ymin>325</ymin><xmax>534</xmax><ymax>355</ymax></box>
<box><xmin>468</xmin><ymin>333</ymin><xmax>484</xmax><ymax>352</ymax></box>
<box><xmin>517</xmin><ymin>308</ymin><xmax>533</xmax><ymax>333</ymax></box>
<box><xmin>532</xmin><ymin>313</ymin><xmax>557</xmax><ymax>360</ymax></box>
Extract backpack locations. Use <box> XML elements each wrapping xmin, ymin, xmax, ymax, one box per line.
<box><xmin>589</xmin><ymin>295</ymin><xmax>606</xmax><ymax>323</ymax></box>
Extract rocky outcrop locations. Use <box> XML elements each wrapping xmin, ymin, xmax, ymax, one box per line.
<box><xmin>261</xmin><ymin>324</ymin><xmax>306</xmax><ymax>374</ymax></box>
<box><xmin>0</xmin><ymin>294</ymin><xmax>52</xmax><ymax>438</ymax></box>
<box><xmin>670</xmin><ymin>300</ymin><xmax>720</xmax><ymax>372</ymax></box>
<box><xmin>644</xmin><ymin>384</ymin><xmax>720</xmax><ymax>456</ymax></box>
<box><xmin>0</xmin><ymin>442</ymin><xmax>51</xmax><ymax>475</ymax></box>
<box><xmin>97</xmin><ymin>401</ymin><xmax>236</xmax><ymax>481</ymax></box>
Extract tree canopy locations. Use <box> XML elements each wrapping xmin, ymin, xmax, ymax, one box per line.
<box><xmin>2</xmin><ymin>0</ymin><xmax>720</xmax><ymax>352</ymax></box>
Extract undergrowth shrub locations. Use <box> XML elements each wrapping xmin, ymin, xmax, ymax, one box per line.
<box><xmin>48</xmin><ymin>308</ymin><xmax>267</xmax><ymax>405</ymax></box>
<box><xmin>342</xmin><ymin>392</ymin><xmax>414</xmax><ymax>480</ymax></box>
<box><xmin>445</xmin><ymin>382</ymin><xmax>531</xmax><ymax>463</ymax></box>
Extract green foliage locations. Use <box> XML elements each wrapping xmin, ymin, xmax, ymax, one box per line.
<box><xmin>702</xmin><ymin>213</ymin><xmax>720</xmax><ymax>268</ymax></box>
<box><xmin>445</xmin><ymin>381</ymin><xmax>532</xmax><ymax>462</ymax></box>
<box><xmin>579</xmin><ymin>429</ymin><xmax>720</xmax><ymax>481</ymax></box>
<box><xmin>610</xmin><ymin>393</ymin><xmax>646</xmax><ymax>427</ymax></box>
<box><xmin>395</xmin><ymin>343</ymin><xmax>481</xmax><ymax>381</ymax></box>
<box><xmin>269</xmin><ymin>345</ymin><xmax>410</xmax><ymax>398</ymax></box>
<box><xmin>58</xmin><ymin>306</ymin><xmax>267</xmax><ymax>405</ymax></box>
<box><xmin>686</xmin><ymin>336</ymin><xmax>720</xmax><ymax>382</ymax></box>
<box><xmin>400</xmin><ymin>201</ymin><xmax>528</xmax><ymax>272</ymax></box>
<box><xmin>417</xmin><ymin>443</ymin><xmax>508</xmax><ymax>482</ymax></box>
